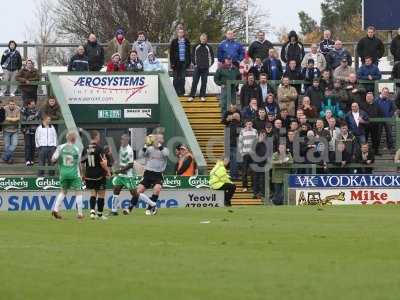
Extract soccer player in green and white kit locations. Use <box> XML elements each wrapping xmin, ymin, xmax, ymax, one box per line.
<box><xmin>110</xmin><ymin>134</ymin><xmax>157</xmax><ymax>216</ymax></box>
<box><xmin>51</xmin><ymin>131</ymin><xmax>84</xmax><ymax>220</ymax></box>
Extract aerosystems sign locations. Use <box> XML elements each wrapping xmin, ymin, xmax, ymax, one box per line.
<box><xmin>57</xmin><ymin>74</ymin><xmax>159</xmax><ymax>124</ymax></box>
<box><xmin>288</xmin><ymin>175</ymin><xmax>400</xmax><ymax>205</ymax></box>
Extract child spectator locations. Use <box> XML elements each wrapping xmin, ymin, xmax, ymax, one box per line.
<box><xmin>125</xmin><ymin>50</ymin><xmax>144</xmax><ymax>72</ymax></box>
<box><xmin>106</xmin><ymin>53</ymin><xmax>126</xmax><ymax>72</ymax></box>
<box><xmin>143</xmin><ymin>52</ymin><xmax>163</xmax><ymax>71</ymax></box>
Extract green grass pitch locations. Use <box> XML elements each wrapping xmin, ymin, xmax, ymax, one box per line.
<box><xmin>1</xmin><ymin>206</ymin><xmax>400</xmax><ymax>300</ymax></box>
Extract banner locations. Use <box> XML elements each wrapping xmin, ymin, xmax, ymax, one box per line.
<box><xmin>58</xmin><ymin>74</ymin><xmax>159</xmax><ymax>105</ymax></box>
<box><xmin>288</xmin><ymin>175</ymin><xmax>400</xmax><ymax>205</ymax></box>
<box><xmin>0</xmin><ymin>189</ymin><xmax>224</xmax><ymax>211</ymax></box>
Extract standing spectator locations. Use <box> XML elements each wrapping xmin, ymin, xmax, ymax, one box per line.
<box><xmin>35</xmin><ymin>115</ymin><xmax>57</xmax><ymax>176</ymax></box>
<box><xmin>209</xmin><ymin>158</ymin><xmax>236</xmax><ymax>206</ymax></box>
<box><xmin>305</xmin><ymin>78</ymin><xmax>324</xmax><ymax>112</ymax></box>
<box><xmin>238</xmin><ymin>119</ymin><xmax>258</xmax><ymax>193</ymax></box>
<box><xmin>277</xmin><ymin>77</ymin><xmax>298</xmax><ymax>116</ymax></box>
<box><xmin>345</xmin><ymin>102</ymin><xmax>369</xmax><ymax>144</ymax></box>
<box><xmin>376</xmin><ymin>87</ymin><xmax>395</xmax><ymax>151</ymax></box>
<box><xmin>125</xmin><ymin>50</ymin><xmax>144</xmax><ymax>72</ymax></box>
<box><xmin>332</xmin><ymin>79</ymin><xmax>350</xmax><ymax>112</ymax></box>
<box><xmin>355</xmin><ymin>143</ymin><xmax>375</xmax><ymax>174</ymax></box>
<box><xmin>106</xmin><ymin>53</ymin><xmax>126</xmax><ymax>72</ymax></box>
<box><xmin>84</xmin><ymin>33</ymin><xmax>105</xmax><ymax>71</ymax></box>
<box><xmin>240</xmin><ymin>73</ymin><xmax>262</xmax><ymax>107</ymax></box>
<box><xmin>319</xmin><ymin>30</ymin><xmax>335</xmax><ymax>57</ymax></box>
<box><xmin>188</xmin><ymin>33</ymin><xmax>214</xmax><ymax>102</ymax></box>
<box><xmin>301</xmin><ymin>59</ymin><xmax>321</xmax><ymax>90</ymax></box>
<box><xmin>280</xmin><ymin>30</ymin><xmax>305</xmax><ymax>65</ymax></box>
<box><xmin>248</xmin><ymin>31</ymin><xmax>273</xmax><ymax>61</ymax></box>
<box><xmin>21</xmin><ymin>100</ymin><xmax>40</xmax><ymax>166</ymax></box>
<box><xmin>262</xmin><ymin>48</ymin><xmax>283</xmax><ymax>81</ymax></box>
<box><xmin>271</xmin><ymin>143</ymin><xmax>293</xmax><ymax>205</ymax></box>
<box><xmin>2</xmin><ymin>99</ymin><xmax>20</xmax><ymax>164</ymax></box>
<box><xmin>326</xmin><ymin>40</ymin><xmax>352</xmax><ymax>70</ymax></box>
<box><xmin>320</xmin><ymin>69</ymin><xmax>334</xmax><ymax>91</ymax></box>
<box><xmin>253</xmin><ymin>129</ymin><xmax>271</xmax><ymax>198</ymax></box>
<box><xmin>143</xmin><ymin>52</ymin><xmax>163</xmax><ymax>72</ymax></box>
<box><xmin>333</xmin><ymin>58</ymin><xmax>355</xmax><ymax>82</ymax></box>
<box><xmin>301</xmin><ymin>44</ymin><xmax>326</xmax><ymax>71</ymax></box>
<box><xmin>357</xmin><ymin>57</ymin><xmax>382</xmax><ymax>93</ymax></box>
<box><xmin>248</xmin><ymin>57</ymin><xmax>264</xmax><ymax>80</ymax></box>
<box><xmin>40</xmin><ymin>98</ymin><xmax>61</xmax><ymax>122</ymax></box>
<box><xmin>325</xmin><ymin>117</ymin><xmax>341</xmax><ymax>157</ymax></box>
<box><xmin>356</xmin><ymin>26</ymin><xmax>385</xmax><ymax>65</ymax></box>
<box><xmin>221</xmin><ymin>104</ymin><xmax>241</xmax><ymax>179</ymax></box>
<box><xmin>345</xmin><ymin>73</ymin><xmax>366</xmax><ymax>106</ymax></box>
<box><xmin>217</xmin><ymin>30</ymin><xmax>244</xmax><ymax>66</ymax></box>
<box><xmin>214</xmin><ymin>57</ymin><xmax>241</xmax><ymax>115</ymax></box>
<box><xmin>0</xmin><ymin>40</ymin><xmax>22</xmax><ymax>97</ymax></box>
<box><xmin>390</xmin><ymin>28</ymin><xmax>400</xmax><ymax>63</ymax></box>
<box><xmin>170</xmin><ymin>28</ymin><xmax>191</xmax><ymax>96</ymax></box>
<box><xmin>362</xmin><ymin>92</ymin><xmax>382</xmax><ymax>155</ymax></box>
<box><xmin>132</xmin><ymin>31</ymin><xmax>153</xmax><ymax>62</ymax></box>
<box><xmin>105</xmin><ymin>29</ymin><xmax>131</xmax><ymax>63</ymax></box>
<box><xmin>68</xmin><ymin>46</ymin><xmax>89</xmax><ymax>72</ymax></box>
<box><xmin>258</xmin><ymin>74</ymin><xmax>275</xmax><ymax>104</ymax></box>
<box><xmin>15</xmin><ymin>59</ymin><xmax>40</xmax><ymax>105</ymax></box>
<box><xmin>283</xmin><ymin>60</ymin><xmax>303</xmax><ymax>94</ymax></box>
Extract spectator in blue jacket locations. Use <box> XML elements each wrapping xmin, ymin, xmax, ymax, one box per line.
<box><xmin>357</xmin><ymin>56</ymin><xmax>382</xmax><ymax>93</ymax></box>
<box><xmin>241</xmin><ymin>98</ymin><xmax>259</xmax><ymax>120</ymax></box>
<box><xmin>217</xmin><ymin>30</ymin><xmax>244</xmax><ymax>67</ymax></box>
<box><xmin>376</xmin><ymin>87</ymin><xmax>396</xmax><ymax>150</ymax></box>
<box><xmin>262</xmin><ymin>48</ymin><xmax>283</xmax><ymax>81</ymax></box>
<box><xmin>68</xmin><ymin>46</ymin><xmax>89</xmax><ymax>72</ymax></box>
<box><xmin>143</xmin><ymin>52</ymin><xmax>163</xmax><ymax>71</ymax></box>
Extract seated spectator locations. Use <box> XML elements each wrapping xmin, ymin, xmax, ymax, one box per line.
<box><xmin>314</xmin><ymin>119</ymin><xmax>331</xmax><ymax>142</ymax></box>
<box><xmin>320</xmin><ymin>69</ymin><xmax>333</xmax><ymax>91</ymax></box>
<box><xmin>0</xmin><ymin>40</ymin><xmax>22</xmax><ymax>97</ymax></box>
<box><xmin>279</xmin><ymin>108</ymin><xmax>294</xmax><ymax>129</ymax></box>
<box><xmin>16</xmin><ymin>59</ymin><xmax>40</xmax><ymax>105</ymax></box>
<box><xmin>238</xmin><ymin>119</ymin><xmax>258</xmax><ymax>192</ymax></box>
<box><xmin>2</xmin><ymin>99</ymin><xmax>20</xmax><ymax>164</ymax></box>
<box><xmin>262</xmin><ymin>48</ymin><xmax>283</xmax><ymax>81</ymax></box>
<box><xmin>277</xmin><ymin>76</ymin><xmax>298</xmax><ymax>116</ymax></box>
<box><xmin>326</xmin><ymin>40</ymin><xmax>352</xmax><ymax>70</ymax></box>
<box><xmin>267</xmin><ymin>112</ymin><xmax>276</xmax><ymax>124</ymax></box>
<box><xmin>332</xmin><ymin>79</ymin><xmax>350</xmax><ymax>112</ymax></box>
<box><xmin>357</xmin><ymin>56</ymin><xmax>382</xmax><ymax>93</ymax></box>
<box><xmin>248</xmin><ymin>30</ymin><xmax>273</xmax><ymax>62</ymax></box>
<box><xmin>68</xmin><ymin>46</ymin><xmax>89</xmax><ymax>72</ymax></box>
<box><xmin>258</xmin><ymin>73</ymin><xmax>275</xmax><ymax>104</ymax></box>
<box><xmin>264</xmin><ymin>93</ymin><xmax>280</xmax><ymax>116</ymax></box>
<box><xmin>300</xmin><ymin>96</ymin><xmax>318</xmax><ymax>118</ymax></box>
<box><xmin>253</xmin><ymin>107</ymin><xmax>268</xmax><ymax>132</ymax></box>
<box><xmin>125</xmin><ymin>50</ymin><xmax>144</xmax><ymax>72</ymax></box>
<box><xmin>344</xmin><ymin>73</ymin><xmax>366</xmax><ymax>106</ymax></box>
<box><xmin>35</xmin><ymin>114</ymin><xmax>57</xmax><ymax>176</ymax></box>
<box><xmin>221</xmin><ymin>104</ymin><xmax>241</xmax><ymax>179</ymax></box>
<box><xmin>280</xmin><ymin>30</ymin><xmax>305</xmax><ymax>66</ymax></box>
<box><xmin>320</xmin><ymin>88</ymin><xmax>344</xmax><ymax>119</ymax></box>
<box><xmin>301</xmin><ymin>43</ymin><xmax>326</xmax><ymax>71</ymax></box>
<box><xmin>302</xmin><ymin>59</ymin><xmax>321</xmax><ymax>90</ymax></box>
<box><xmin>305</xmin><ymin>78</ymin><xmax>324</xmax><ymax>111</ymax></box>
<box><xmin>298</xmin><ymin>114</ymin><xmax>309</xmax><ymax>127</ymax></box>
<box><xmin>376</xmin><ymin>87</ymin><xmax>395</xmax><ymax>151</ymax></box>
<box><xmin>355</xmin><ymin>143</ymin><xmax>374</xmax><ymax>174</ymax></box>
<box><xmin>209</xmin><ymin>158</ymin><xmax>236</xmax><ymax>206</ymax></box>
<box><xmin>106</xmin><ymin>28</ymin><xmax>131</xmax><ymax>63</ymax></box>
<box><xmin>84</xmin><ymin>33</ymin><xmax>105</xmax><ymax>71</ymax></box>
<box><xmin>21</xmin><ymin>100</ymin><xmax>40</xmax><ymax>166</ymax></box>
<box><xmin>319</xmin><ymin>30</ymin><xmax>335</xmax><ymax>57</ymax></box>
<box><xmin>289</xmin><ymin>120</ymin><xmax>299</xmax><ymax>132</ymax></box>
<box><xmin>175</xmin><ymin>144</ymin><xmax>197</xmax><ymax>176</ymax></box>
<box><xmin>322</xmin><ymin>109</ymin><xmax>334</xmax><ymax>127</ymax></box>
<box><xmin>106</xmin><ymin>53</ymin><xmax>126</xmax><ymax>72</ymax></box>
<box><xmin>271</xmin><ymin>143</ymin><xmax>293</xmax><ymax>205</ymax></box>
<box><xmin>248</xmin><ymin>57</ymin><xmax>264</xmax><ymax>80</ymax></box>
<box><xmin>240</xmin><ymin>73</ymin><xmax>262</xmax><ymax>107</ymax></box>
<box><xmin>132</xmin><ymin>31</ymin><xmax>153</xmax><ymax>62</ymax></box>
<box><xmin>333</xmin><ymin>58</ymin><xmax>355</xmax><ymax>82</ymax></box>
<box><xmin>362</xmin><ymin>92</ymin><xmax>382</xmax><ymax>155</ymax></box>
<box><xmin>241</xmin><ymin>98</ymin><xmax>259</xmax><ymax>120</ymax></box>
<box><xmin>143</xmin><ymin>52</ymin><xmax>163</xmax><ymax>71</ymax></box>
<box><xmin>325</xmin><ymin>117</ymin><xmax>341</xmax><ymax>156</ymax></box>
<box><xmin>345</xmin><ymin>102</ymin><xmax>368</xmax><ymax>144</ymax></box>
<box><xmin>283</xmin><ymin>59</ymin><xmax>303</xmax><ymax>94</ymax></box>
<box><xmin>239</xmin><ymin>54</ymin><xmax>253</xmax><ymax>80</ymax></box>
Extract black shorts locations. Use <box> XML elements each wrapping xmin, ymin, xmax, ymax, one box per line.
<box><xmin>85</xmin><ymin>177</ymin><xmax>107</xmax><ymax>191</ymax></box>
<box><xmin>140</xmin><ymin>170</ymin><xmax>164</xmax><ymax>189</ymax></box>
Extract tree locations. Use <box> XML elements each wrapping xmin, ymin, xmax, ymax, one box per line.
<box><xmin>298</xmin><ymin>11</ymin><xmax>318</xmax><ymax>35</ymax></box>
<box><xmin>320</xmin><ymin>0</ymin><xmax>362</xmax><ymax>34</ymax></box>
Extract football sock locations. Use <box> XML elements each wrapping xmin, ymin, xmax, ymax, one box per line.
<box><xmin>76</xmin><ymin>193</ymin><xmax>83</xmax><ymax>215</ymax></box>
<box><xmin>53</xmin><ymin>192</ymin><xmax>65</xmax><ymax>212</ymax></box>
<box><xmin>89</xmin><ymin>196</ymin><xmax>96</xmax><ymax>211</ymax></box>
<box><xmin>139</xmin><ymin>193</ymin><xmax>156</xmax><ymax>207</ymax></box>
<box><xmin>111</xmin><ymin>195</ymin><xmax>119</xmax><ymax>212</ymax></box>
<box><xmin>147</xmin><ymin>194</ymin><xmax>159</xmax><ymax>209</ymax></box>
<box><xmin>129</xmin><ymin>194</ymin><xmax>139</xmax><ymax>210</ymax></box>
<box><xmin>97</xmin><ymin>198</ymin><xmax>105</xmax><ymax>216</ymax></box>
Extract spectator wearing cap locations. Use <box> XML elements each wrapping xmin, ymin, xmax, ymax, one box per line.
<box><xmin>362</xmin><ymin>92</ymin><xmax>382</xmax><ymax>155</ymax></box>
<box><xmin>84</xmin><ymin>33</ymin><xmax>105</xmax><ymax>71</ymax></box>
<box><xmin>277</xmin><ymin>77</ymin><xmax>297</xmax><ymax>116</ymax></box>
<box><xmin>132</xmin><ymin>31</ymin><xmax>153</xmax><ymax>62</ymax></box>
<box><xmin>175</xmin><ymin>144</ymin><xmax>197</xmax><ymax>176</ymax></box>
<box><xmin>106</xmin><ymin>29</ymin><xmax>131</xmax><ymax>63</ymax></box>
<box><xmin>214</xmin><ymin>57</ymin><xmax>241</xmax><ymax>116</ymax></box>
<box><xmin>240</xmin><ymin>73</ymin><xmax>262</xmax><ymax>107</ymax></box>
<box><xmin>305</xmin><ymin>78</ymin><xmax>324</xmax><ymax>112</ymax></box>
<box><xmin>319</xmin><ymin>30</ymin><xmax>335</xmax><ymax>57</ymax></box>
<box><xmin>333</xmin><ymin>58</ymin><xmax>355</xmax><ymax>82</ymax></box>
<box><xmin>170</xmin><ymin>28</ymin><xmax>191</xmax><ymax>96</ymax></box>
<box><xmin>301</xmin><ymin>59</ymin><xmax>321</xmax><ymax>90</ymax></box>
<box><xmin>68</xmin><ymin>46</ymin><xmax>89</xmax><ymax>72</ymax></box>
<box><xmin>238</xmin><ymin>119</ymin><xmax>258</xmax><ymax>192</ymax></box>
<box><xmin>301</xmin><ymin>43</ymin><xmax>326</xmax><ymax>71</ymax></box>
<box><xmin>143</xmin><ymin>52</ymin><xmax>163</xmax><ymax>72</ymax></box>
<box><xmin>16</xmin><ymin>59</ymin><xmax>40</xmax><ymax>105</ymax></box>
<box><xmin>0</xmin><ymin>40</ymin><xmax>22</xmax><ymax>97</ymax></box>
<box><xmin>326</xmin><ymin>40</ymin><xmax>352</xmax><ymax>70</ymax></box>
<box><xmin>376</xmin><ymin>87</ymin><xmax>395</xmax><ymax>151</ymax></box>
<box><xmin>125</xmin><ymin>50</ymin><xmax>144</xmax><ymax>72</ymax></box>
<box><xmin>280</xmin><ymin>30</ymin><xmax>305</xmax><ymax>66</ymax></box>
<box><xmin>357</xmin><ymin>56</ymin><xmax>382</xmax><ymax>93</ymax></box>
<box><xmin>106</xmin><ymin>53</ymin><xmax>126</xmax><ymax>72</ymax></box>
<box><xmin>217</xmin><ymin>30</ymin><xmax>244</xmax><ymax>66</ymax></box>
<box><xmin>248</xmin><ymin>31</ymin><xmax>273</xmax><ymax>62</ymax></box>
<box><xmin>356</xmin><ymin>26</ymin><xmax>385</xmax><ymax>65</ymax></box>
<box><xmin>262</xmin><ymin>48</ymin><xmax>283</xmax><ymax>81</ymax></box>
<box><xmin>188</xmin><ymin>33</ymin><xmax>214</xmax><ymax>102</ymax></box>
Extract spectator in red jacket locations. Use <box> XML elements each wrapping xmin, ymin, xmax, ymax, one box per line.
<box><xmin>106</xmin><ymin>53</ymin><xmax>126</xmax><ymax>72</ymax></box>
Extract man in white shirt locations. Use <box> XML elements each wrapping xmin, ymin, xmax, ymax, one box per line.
<box><xmin>35</xmin><ymin>115</ymin><xmax>57</xmax><ymax>176</ymax></box>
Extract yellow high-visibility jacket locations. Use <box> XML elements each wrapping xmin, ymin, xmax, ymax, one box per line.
<box><xmin>209</xmin><ymin>160</ymin><xmax>232</xmax><ymax>190</ymax></box>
